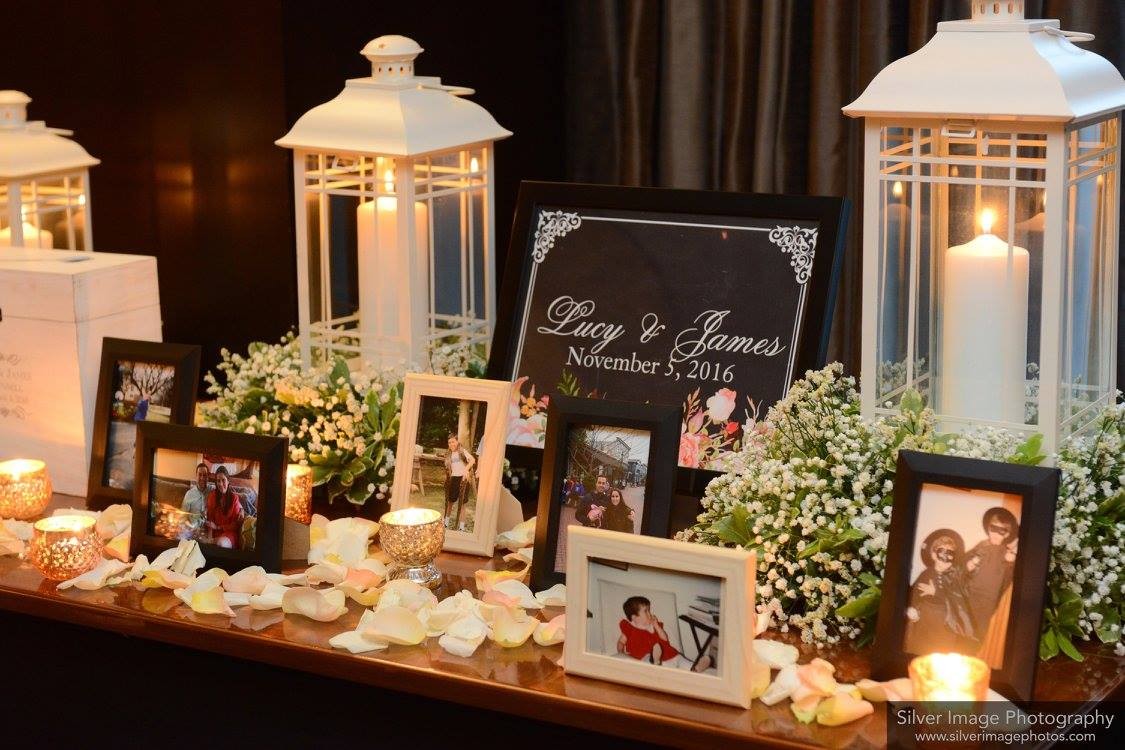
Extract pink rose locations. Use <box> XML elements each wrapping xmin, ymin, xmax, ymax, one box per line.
<box><xmin>679</xmin><ymin>432</ymin><xmax>703</xmax><ymax>468</ymax></box>
<box><xmin>706</xmin><ymin>388</ymin><xmax>737</xmax><ymax>422</ymax></box>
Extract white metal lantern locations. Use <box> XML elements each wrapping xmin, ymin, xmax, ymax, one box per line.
<box><xmin>276</xmin><ymin>35</ymin><xmax>512</xmax><ymax>370</ymax></box>
<box><xmin>844</xmin><ymin>2</ymin><xmax>1125</xmax><ymax>456</ymax></box>
<box><xmin>0</xmin><ymin>90</ymin><xmax>98</xmax><ymax>251</ymax></box>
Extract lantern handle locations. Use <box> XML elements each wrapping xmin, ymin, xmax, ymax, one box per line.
<box><xmin>1045</xmin><ymin>27</ymin><xmax>1095</xmax><ymax>43</ymax></box>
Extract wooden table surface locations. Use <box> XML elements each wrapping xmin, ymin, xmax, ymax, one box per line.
<box><xmin>0</xmin><ymin>496</ymin><xmax>1122</xmax><ymax>749</ymax></box>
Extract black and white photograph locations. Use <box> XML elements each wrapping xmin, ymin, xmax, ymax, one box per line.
<box><xmin>148</xmin><ymin>449</ymin><xmax>262</xmax><ymax>551</ymax></box>
<box><xmin>903</xmin><ymin>484</ymin><xmax>1022</xmax><ymax>669</ymax></box>
<box><xmin>104</xmin><ymin>359</ymin><xmax>177</xmax><ymax>491</ymax></box>
<box><xmin>554</xmin><ymin>425</ymin><xmax>651</xmax><ymax>573</ymax></box>
<box><xmin>587</xmin><ymin>558</ymin><xmax>721</xmax><ymax>675</ymax></box>
<box><xmin>409</xmin><ymin>395</ymin><xmax>488</xmax><ymax>534</ymax></box>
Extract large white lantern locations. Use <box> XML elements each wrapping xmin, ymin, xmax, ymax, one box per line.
<box><xmin>0</xmin><ymin>91</ymin><xmax>98</xmax><ymax>251</ymax></box>
<box><xmin>844</xmin><ymin>3</ymin><xmax>1125</xmax><ymax>455</ymax></box>
<box><xmin>276</xmin><ymin>35</ymin><xmax>511</xmax><ymax>369</ymax></box>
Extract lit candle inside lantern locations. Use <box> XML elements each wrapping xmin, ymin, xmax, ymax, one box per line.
<box><xmin>0</xmin><ymin>207</ymin><xmax>54</xmax><ymax>248</ymax></box>
<box><xmin>382</xmin><ymin>507</ymin><xmax>441</xmax><ymax>527</ymax></box>
<box><xmin>940</xmin><ymin>208</ymin><xmax>1029</xmax><ymax>423</ymax></box>
<box><xmin>285</xmin><ymin>464</ymin><xmax>313</xmax><ymax>525</ymax></box>
<box><xmin>909</xmin><ymin>653</ymin><xmax>990</xmax><ymax>702</ymax></box>
<box><xmin>356</xmin><ymin>168</ymin><xmax>430</xmax><ymax>356</ymax></box>
<box><xmin>28</xmin><ymin>515</ymin><xmax>102</xmax><ymax>581</ymax></box>
<box><xmin>379</xmin><ymin>506</ymin><xmax>444</xmax><ymax>588</ymax></box>
<box><xmin>0</xmin><ymin>458</ymin><xmax>52</xmax><ymax>520</ymax></box>
<box><xmin>883</xmin><ymin>181</ymin><xmax>910</xmax><ymax>359</ymax></box>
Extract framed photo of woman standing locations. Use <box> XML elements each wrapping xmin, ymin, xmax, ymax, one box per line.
<box><xmin>872</xmin><ymin>450</ymin><xmax>1060</xmax><ymax>701</ymax></box>
<box><xmin>390</xmin><ymin>373</ymin><xmax>510</xmax><ymax>556</ymax></box>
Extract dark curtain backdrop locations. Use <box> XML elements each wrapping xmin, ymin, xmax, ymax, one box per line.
<box><xmin>564</xmin><ymin>0</ymin><xmax>1125</xmax><ymax>380</ymax></box>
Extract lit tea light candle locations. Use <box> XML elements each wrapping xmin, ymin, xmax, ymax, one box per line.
<box><xmin>379</xmin><ymin>507</ymin><xmax>444</xmax><ymax>588</ymax></box>
<box><xmin>28</xmin><ymin>515</ymin><xmax>102</xmax><ymax>582</ymax></box>
<box><xmin>0</xmin><ymin>458</ymin><xmax>52</xmax><ymax>520</ymax></box>
<box><xmin>909</xmin><ymin>653</ymin><xmax>990</xmax><ymax>702</ymax></box>
<box><xmin>285</xmin><ymin>464</ymin><xmax>314</xmax><ymax>525</ymax></box>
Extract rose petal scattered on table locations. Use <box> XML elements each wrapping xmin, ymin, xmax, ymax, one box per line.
<box><xmin>374</xmin><ymin>579</ymin><xmax>437</xmax><ymax>614</ymax></box>
<box><xmin>790</xmin><ymin>693</ymin><xmax>822</xmax><ymax>724</ymax></box>
<box><xmin>336</xmin><ymin>581</ymin><xmax>383</xmax><ymax>607</ymax></box>
<box><xmin>223</xmin><ymin>565</ymin><xmax>271</xmax><ymax>594</ymax></box>
<box><xmin>532</xmin><ymin>614</ymin><xmax>566</xmax><ymax>646</ymax></box>
<box><xmin>163</xmin><ymin>540</ymin><xmax>206</xmax><ymax>576</ymax></box>
<box><xmin>249</xmin><ymin>580</ymin><xmax>289</xmax><ymax>610</ymax></box>
<box><xmin>103</xmin><ymin>529</ymin><xmax>130</xmax><ymax>562</ymax></box>
<box><xmin>306</xmin><ymin>561</ymin><xmax>347</xmax><ymax>586</ymax></box>
<box><xmin>502</xmin><ymin>547</ymin><xmax>533</xmax><ymax>566</ymax></box>
<box><xmin>750</xmin><ymin>659</ymin><xmax>772</xmax><ymax>700</ymax></box>
<box><xmin>796</xmin><ymin>658</ymin><xmax>837</xmax><ymax>697</ymax></box>
<box><xmin>330</xmin><ymin>627</ymin><xmax>388</xmax><ymax>654</ymax></box>
<box><xmin>752</xmin><ymin>638</ymin><xmax>799</xmax><ymax>669</ymax></box>
<box><xmin>186</xmin><ymin>585</ymin><xmax>236</xmax><ymax>616</ymax></box>
<box><xmin>223</xmin><ymin>591</ymin><xmax>252</xmax><ymax>608</ymax></box>
<box><xmin>364</xmin><ymin>605</ymin><xmax>427</xmax><ymax>645</ymax></box>
<box><xmin>489</xmin><ymin>606</ymin><xmax>538</xmax><ymax>648</ymax></box>
<box><xmin>419</xmin><ymin>604</ymin><xmax>461</xmax><ymax>637</ymax></box>
<box><xmin>342</xmin><ymin>564</ymin><xmax>384</xmax><ymax>591</ymax></box>
<box><xmin>474</xmin><ymin>566</ymin><xmax>528</xmax><ymax>593</ymax></box>
<box><xmin>268</xmin><ymin>571</ymin><xmax>307</xmax><ymax>586</ymax></box>
<box><xmin>56</xmin><ymin>558</ymin><xmax>130</xmax><ymax>591</ymax></box>
<box><xmin>760</xmin><ymin>664</ymin><xmax>799</xmax><ymax>706</ymax></box>
<box><xmin>308</xmin><ymin>516</ymin><xmax>380</xmax><ymax>567</ymax></box>
<box><xmin>282</xmin><ymin>586</ymin><xmax>348</xmax><ymax>622</ymax></box>
<box><xmin>1</xmin><ymin>519</ymin><xmax>33</xmax><ymax>541</ymax></box>
<box><xmin>0</xmin><ymin>524</ymin><xmax>25</xmax><ymax>556</ymax></box>
<box><xmin>533</xmin><ymin>583</ymin><xmax>566</xmax><ymax>607</ymax></box>
<box><xmin>754</xmin><ymin>611</ymin><xmax>772</xmax><ymax>636</ymax></box>
<box><xmin>488</xmin><ymin>579</ymin><xmax>541</xmax><ymax>609</ymax></box>
<box><xmin>174</xmin><ymin>569</ymin><xmax>229</xmax><ymax>605</ymax></box>
<box><xmin>815</xmin><ymin>693</ymin><xmax>874</xmax><ymax>726</ymax></box>
<box><xmin>495</xmin><ymin>517</ymin><xmax>535</xmax><ymax>551</ymax></box>
<box><xmin>95</xmin><ymin>504</ymin><xmax>132</xmax><ymax>541</ymax></box>
<box><xmin>856</xmin><ymin>677</ymin><xmax>912</xmax><ymax>702</ymax></box>
<box><xmin>439</xmin><ymin>614</ymin><xmax>489</xmax><ymax>657</ymax></box>
<box><xmin>141</xmin><ymin>568</ymin><xmax>195</xmax><ymax>590</ymax></box>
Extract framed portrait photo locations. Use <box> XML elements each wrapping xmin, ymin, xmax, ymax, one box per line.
<box><xmin>488</xmin><ymin>181</ymin><xmax>848</xmax><ymax>488</ymax></box>
<box><xmin>131</xmin><ymin>422</ymin><xmax>287</xmax><ymax>572</ymax></box>
<box><xmin>564</xmin><ymin>526</ymin><xmax>756</xmax><ymax>708</ymax></box>
<box><xmin>873</xmin><ymin>450</ymin><xmax>1060</xmax><ymax>701</ymax></box>
<box><xmin>530</xmin><ymin>395</ymin><xmax>680</xmax><ymax>592</ymax></box>
<box><xmin>86</xmin><ymin>338</ymin><xmax>201</xmax><ymax>510</ymax></box>
<box><xmin>390</xmin><ymin>373</ymin><xmax>510</xmax><ymax>556</ymax></box>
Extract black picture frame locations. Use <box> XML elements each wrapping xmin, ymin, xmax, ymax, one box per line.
<box><xmin>530</xmin><ymin>395</ymin><xmax>680</xmax><ymax>592</ymax></box>
<box><xmin>86</xmin><ymin>338</ymin><xmax>201</xmax><ymax>511</ymax></box>
<box><xmin>872</xmin><ymin>450</ymin><xmax>1060</xmax><ymax>702</ymax></box>
<box><xmin>130</xmin><ymin>422</ymin><xmax>287</xmax><ymax>573</ymax></box>
<box><xmin>487</xmin><ymin>181</ymin><xmax>849</xmax><ymax>496</ymax></box>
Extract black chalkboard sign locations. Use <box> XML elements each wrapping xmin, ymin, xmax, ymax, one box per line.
<box><xmin>489</xmin><ymin>182</ymin><xmax>849</xmax><ymax>478</ymax></box>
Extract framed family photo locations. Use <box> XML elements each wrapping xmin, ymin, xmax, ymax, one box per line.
<box><xmin>488</xmin><ymin>181</ymin><xmax>848</xmax><ymax>488</ymax></box>
<box><xmin>87</xmin><ymin>338</ymin><xmax>201</xmax><ymax>510</ymax></box>
<box><xmin>873</xmin><ymin>450</ymin><xmax>1060</xmax><ymax>701</ymax></box>
<box><xmin>130</xmin><ymin>422</ymin><xmax>287</xmax><ymax>572</ymax></box>
<box><xmin>390</xmin><ymin>373</ymin><xmax>509</xmax><ymax>556</ymax></box>
<box><xmin>564</xmin><ymin>526</ymin><xmax>756</xmax><ymax>708</ymax></box>
<box><xmin>530</xmin><ymin>395</ymin><xmax>680</xmax><ymax>592</ymax></box>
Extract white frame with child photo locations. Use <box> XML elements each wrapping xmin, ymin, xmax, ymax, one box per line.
<box><xmin>391</xmin><ymin>373</ymin><xmax>510</xmax><ymax>556</ymax></box>
<box><xmin>564</xmin><ymin>526</ymin><xmax>756</xmax><ymax>708</ymax></box>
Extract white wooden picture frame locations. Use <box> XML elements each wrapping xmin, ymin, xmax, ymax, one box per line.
<box><xmin>391</xmin><ymin>373</ymin><xmax>510</xmax><ymax>556</ymax></box>
<box><xmin>564</xmin><ymin>526</ymin><xmax>756</xmax><ymax>708</ymax></box>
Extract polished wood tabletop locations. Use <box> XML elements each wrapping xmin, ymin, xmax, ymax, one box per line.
<box><xmin>0</xmin><ymin>496</ymin><xmax>1121</xmax><ymax>749</ymax></box>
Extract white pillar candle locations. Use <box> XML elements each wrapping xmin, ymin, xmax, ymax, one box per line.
<box><xmin>0</xmin><ymin>221</ymin><xmax>54</xmax><ymax>248</ymax></box>
<box><xmin>940</xmin><ymin>209</ymin><xmax>1029</xmax><ymax>423</ymax></box>
<box><xmin>356</xmin><ymin>169</ymin><xmax>429</xmax><ymax>362</ymax></box>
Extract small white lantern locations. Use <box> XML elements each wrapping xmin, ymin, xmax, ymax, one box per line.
<box><xmin>0</xmin><ymin>90</ymin><xmax>98</xmax><ymax>251</ymax></box>
<box><xmin>276</xmin><ymin>35</ymin><xmax>511</xmax><ymax>369</ymax></box>
<box><xmin>844</xmin><ymin>3</ymin><xmax>1125</xmax><ymax>455</ymax></box>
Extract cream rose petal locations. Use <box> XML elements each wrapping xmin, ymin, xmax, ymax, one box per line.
<box><xmin>790</xmin><ymin>693</ymin><xmax>822</xmax><ymax>724</ymax></box>
<box><xmin>752</xmin><ymin>639</ymin><xmax>799</xmax><ymax>669</ymax></box>
<box><xmin>754</xmin><ymin>611</ymin><xmax>772</xmax><ymax>636</ymax></box>
<box><xmin>249</xmin><ymin>581</ymin><xmax>289</xmax><ymax>610</ymax></box>
<box><xmin>815</xmin><ymin>693</ymin><xmax>875</xmax><ymax>726</ymax></box>
<box><xmin>187</xmin><ymin>586</ymin><xmax>236</xmax><ymax>616</ymax></box>
<box><xmin>533</xmin><ymin>583</ymin><xmax>567</xmax><ymax>607</ymax></box>
<box><xmin>532</xmin><ymin>614</ymin><xmax>566</xmax><ymax>646</ymax></box>
<box><xmin>95</xmin><ymin>504</ymin><xmax>133</xmax><ymax>540</ymax></box>
<box><xmin>223</xmin><ymin>591</ymin><xmax>252</xmax><ymax>608</ymax></box>
<box><xmin>750</xmin><ymin>658</ymin><xmax>772</xmax><ymax>700</ymax></box>
<box><xmin>796</xmin><ymin>658</ymin><xmax>837</xmax><ymax>697</ymax></box>
<box><xmin>170</xmin><ymin>541</ymin><xmax>207</xmax><ymax>576</ymax></box>
<box><xmin>760</xmin><ymin>665</ymin><xmax>800</xmax><ymax>706</ymax></box>
<box><xmin>502</xmin><ymin>547</ymin><xmax>533</xmax><ymax>566</ymax></box>
<box><xmin>375</xmin><ymin>579</ymin><xmax>437</xmax><ymax>613</ymax></box>
<box><xmin>56</xmin><ymin>558</ymin><xmax>131</xmax><ymax>591</ymax></box>
<box><xmin>489</xmin><ymin>606</ymin><xmax>538</xmax><ymax>648</ymax></box>
<box><xmin>439</xmin><ymin>613</ymin><xmax>489</xmax><ymax>657</ymax></box>
<box><xmin>306</xmin><ymin>561</ymin><xmax>348</xmax><ymax>585</ymax></box>
<box><xmin>364</xmin><ymin>605</ymin><xmax>427</xmax><ymax>645</ymax></box>
<box><xmin>174</xmin><ymin>569</ymin><xmax>230</xmax><ymax>606</ymax></box>
<box><xmin>282</xmin><ymin>587</ymin><xmax>348</xmax><ymax>622</ymax></box>
<box><xmin>223</xmin><ymin>565</ymin><xmax>271</xmax><ymax>595</ymax></box>
<box><xmin>268</xmin><ymin>572</ymin><xmax>307</xmax><ymax>586</ymax></box>
<box><xmin>103</xmin><ymin>529</ymin><xmax>131</xmax><ymax>562</ymax></box>
<box><xmin>2</xmin><ymin>519</ymin><xmax>33</xmax><ymax>541</ymax></box>
<box><xmin>495</xmin><ymin>517</ymin><xmax>535</xmax><ymax>551</ymax></box>
<box><xmin>330</xmin><ymin>627</ymin><xmax>388</xmax><ymax>654</ymax></box>
<box><xmin>141</xmin><ymin>569</ymin><xmax>195</xmax><ymax>590</ymax></box>
<box><xmin>474</xmin><ymin>567</ymin><xmax>528</xmax><ymax>593</ymax></box>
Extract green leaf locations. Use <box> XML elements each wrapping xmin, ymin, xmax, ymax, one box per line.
<box><xmin>711</xmin><ymin>505</ymin><xmax>752</xmax><ymax>546</ymax></box>
<box><xmin>1039</xmin><ymin>627</ymin><xmax>1059</xmax><ymax>661</ymax></box>
<box><xmin>1055</xmin><ymin>630</ymin><xmax>1084</xmax><ymax>662</ymax></box>
<box><xmin>310</xmin><ymin>465</ymin><xmax>334</xmax><ymax>485</ymax></box>
<box><xmin>859</xmin><ymin>572</ymin><xmax>880</xmax><ymax>588</ymax></box>
<box><xmin>346</xmin><ymin>482</ymin><xmax>373</xmax><ymax>505</ymax></box>
<box><xmin>899</xmin><ymin>389</ymin><xmax>924</xmax><ymax>417</ymax></box>
<box><xmin>1095</xmin><ymin>608</ymin><xmax>1121</xmax><ymax>644</ymax></box>
<box><xmin>797</xmin><ymin>540</ymin><xmax>821</xmax><ymax>560</ymax></box>
<box><xmin>236</xmin><ymin>388</ymin><xmax>272</xmax><ymax>419</ymax></box>
<box><xmin>328</xmin><ymin>357</ymin><xmax>350</xmax><ymax>388</ymax></box>
<box><xmin>835</xmin><ymin>589</ymin><xmax>881</xmax><ymax>619</ymax></box>
<box><xmin>1009</xmin><ymin>434</ymin><xmax>1046</xmax><ymax>466</ymax></box>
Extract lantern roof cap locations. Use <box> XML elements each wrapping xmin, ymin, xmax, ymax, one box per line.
<box><xmin>0</xmin><ymin>91</ymin><xmax>99</xmax><ymax>179</ymax></box>
<box><xmin>276</xmin><ymin>34</ymin><xmax>511</xmax><ymax>157</ymax></box>
<box><xmin>843</xmin><ymin>13</ymin><xmax>1125</xmax><ymax>122</ymax></box>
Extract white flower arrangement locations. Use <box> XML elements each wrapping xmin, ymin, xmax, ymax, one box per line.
<box><xmin>680</xmin><ymin>364</ymin><xmax>1123</xmax><ymax>661</ymax></box>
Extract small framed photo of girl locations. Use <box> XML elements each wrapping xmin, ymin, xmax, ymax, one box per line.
<box><xmin>564</xmin><ymin>526</ymin><xmax>756</xmax><ymax>708</ymax></box>
<box><xmin>872</xmin><ymin>450</ymin><xmax>1060</xmax><ymax>701</ymax></box>
<box><xmin>390</xmin><ymin>373</ymin><xmax>510</xmax><ymax>556</ymax></box>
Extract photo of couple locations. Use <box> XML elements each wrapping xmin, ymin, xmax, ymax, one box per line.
<box><xmin>147</xmin><ymin>450</ymin><xmax>260</xmax><ymax>552</ymax></box>
<box><xmin>408</xmin><ymin>395</ymin><xmax>487</xmax><ymax>533</ymax></box>
<box><xmin>553</xmin><ymin>424</ymin><xmax>651</xmax><ymax>573</ymax></box>
<box><xmin>904</xmin><ymin>484</ymin><xmax>1022</xmax><ymax>668</ymax></box>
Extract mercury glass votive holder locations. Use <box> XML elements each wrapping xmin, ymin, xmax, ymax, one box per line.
<box><xmin>0</xmin><ymin>459</ymin><xmax>52</xmax><ymax>520</ymax></box>
<box><xmin>909</xmin><ymin>652</ymin><xmax>990</xmax><ymax>702</ymax></box>
<box><xmin>28</xmin><ymin>515</ymin><xmax>103</xmax><ymax>581</ymax></box>
<box><xmin>379</xmin><ymin>507</ymin><xmax>444</xmax><ymax>588</ymax></box>
<box><xmin>285</xmin><ymin>464</ymin><xmax>314</xmax><ymax>525</ymax></box>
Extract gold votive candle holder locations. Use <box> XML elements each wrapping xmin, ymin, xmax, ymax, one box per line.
<box><xmin>285</xmin><ymin>464</ymin><xmax>314</xmax><ymax>525</ymax></box>
<box><xmin>28</xmin><ymin>515</ymin><xmax>103</xmax><ymax>581</ymax></box>
<box><xmin>909</xmin><ymin>653</ymin><xmax>990</xmax><ymax>702</ymax></box>
<box><xmin>379</xmin><ymin>507</ymin><xmax>444</xmax><ymax>588</ymax></box>
<box><xmin>0</xmin><ymin>459</ymin><xmax>52</xmax><ymax>520</ymax></box>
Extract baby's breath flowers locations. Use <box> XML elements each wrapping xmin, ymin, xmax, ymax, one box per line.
<box><xmin>681</xmin><ymin>364</ymin><xmax>1124</xmax><ymax>661</ymax></box>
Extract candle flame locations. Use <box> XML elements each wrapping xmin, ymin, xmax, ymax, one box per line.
<box><xmin>382</xmin><ymin>507</ymin><xmax>441</xmax><ymax>526</ymax></box>
<box><xmin>980</xmin><ymin>208</ymin><xmax>996</xmax><ymax>234</ymax></box>
<box><xmin>892</xmin><ymin>181</ymin><xmax>904</xmax><ymax>198</ymax></box>
<box><xmin>470</xmin><ymin>157</ymin><xmax>480</xmax><ymax>173</ymax></box>
<box><xmin>0</xmin><ymin>458</ymin><xmax>45</xmax><ymax>480</ymax></box>
<box><xmin>34</xmin><ymin>515</ymin><xmax>96</xmax><ymax>533</ymax></box>
<box><xmin>383</xmin><ymin>169</ymin><xmax>394</xmax><ymax>192</ymax></box>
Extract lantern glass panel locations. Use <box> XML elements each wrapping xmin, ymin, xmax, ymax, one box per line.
<box><xmin>1060</xmin><ymin>116</ymin><xmax>1119</xmax><ymax>436</ymax></box>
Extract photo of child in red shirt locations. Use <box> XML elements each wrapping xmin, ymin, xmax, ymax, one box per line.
<box><xmin>617</xmin><ymin>595</ymin><xmax>681</xmax><ymax>664</ymax></box>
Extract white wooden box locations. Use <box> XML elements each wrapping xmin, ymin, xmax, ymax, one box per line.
<box><xmin>0</xmin><ymin>249</ymin><xmax>162</xmax><ymax>495</ymax></box>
